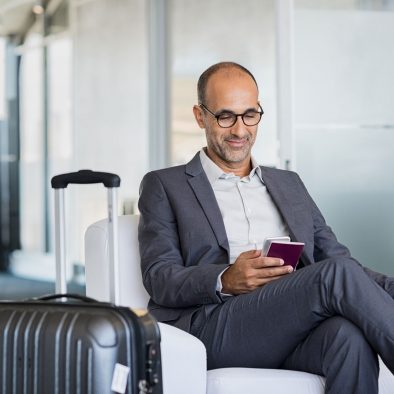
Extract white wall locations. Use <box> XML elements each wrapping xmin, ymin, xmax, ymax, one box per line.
<box><xmin>72</xmin><ymin>0</ymin><xmax>148</xmax><ymax>197</ymax></box>
<box><xmin>71</xmin><ymin>0</ymin><xmax>149</xmax><ymax>261</ymax></box>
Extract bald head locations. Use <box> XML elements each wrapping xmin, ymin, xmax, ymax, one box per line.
<box><xmin>197</xmin><ymin>62</ymin><xmax>258</xmax><ymax>105</ymax></box>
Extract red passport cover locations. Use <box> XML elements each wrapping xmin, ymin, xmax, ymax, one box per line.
<box><xmin>266</xmin><ymin>242</ymin><xmax>305</xmax><ymax>269</ymax></box>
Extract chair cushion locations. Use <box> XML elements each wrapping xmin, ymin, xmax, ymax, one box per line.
<box><xmin>207</xmin><ymin>358</ymin><xmax>394</xmax><ymax>394</ymax></box>
<box><xmin>379</xmin><ymin>358</ymin><xmax>394</xmax><ymax>394</ymax></box>
<box><xmin>158</xmin><ymin>323</ymin><xmax>207</xmax><ymax>394</ymax></box>
<box><xmin>207</xmin><ymin>368</ymin><xmax>325</xmax><ymax>394</ymax></box>
<box><xmin>85</xmin><ymin>215</ymin><xmax>150</xmax><ymax>308</ymax></box>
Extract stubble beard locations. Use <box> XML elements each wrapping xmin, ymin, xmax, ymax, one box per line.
<box><xmin>207</xmin><ymin>134</ymin><xmax>255</xmax><ymax>164</ymax></box>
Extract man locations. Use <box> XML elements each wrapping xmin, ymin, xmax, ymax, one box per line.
<box><xmin>138</xmin><ymin>62</ymin><xmax>394</xmax><ymax>393</ymax></box>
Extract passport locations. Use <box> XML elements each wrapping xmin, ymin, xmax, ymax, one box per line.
<box><xmin>266</xmin><ymin>241</ymin><xmax>305</xmax><ymax>269</ymax></box>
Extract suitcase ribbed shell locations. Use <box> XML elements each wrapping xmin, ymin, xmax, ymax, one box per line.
<box><xmin>0</xmin><ymin>301</ymin><xmax>161</xmax><ymax>394</ymax></box>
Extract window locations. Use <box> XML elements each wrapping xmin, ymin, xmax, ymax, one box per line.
<box><xmin>293</xmin><ymin>1</ymin><xmax>394</xmax><ymax>274</ymax></box>
<box><xmin>170</xmin><ymin>0</ymin><xmax>278</xmax><ymax>166</ymax></box>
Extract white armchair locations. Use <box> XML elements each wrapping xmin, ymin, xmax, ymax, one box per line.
<box><xmin>84</xmin><ymin>215</ymin><xmax>394</xmax><ymax>394</ymax></box>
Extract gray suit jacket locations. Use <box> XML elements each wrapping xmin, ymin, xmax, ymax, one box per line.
<box><xmin>138</xmin><ymin>152</ymin><xmax>375</xmax><ymax>332</ymax></box>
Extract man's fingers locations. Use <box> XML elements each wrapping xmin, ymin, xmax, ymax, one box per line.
<box><xmin>250</xmin><ymin>256</ymin><xmax>284</xmax><ymax>268</ymax></box>
<box><xmin>259</xmin><ymin>275</ymin><xmax>288</xmax><ymax>285</ymax></box>
<box><xmin>256</xmin><ymin>265</ymin><xmax>293</xmax><ymax>278</ymax></box>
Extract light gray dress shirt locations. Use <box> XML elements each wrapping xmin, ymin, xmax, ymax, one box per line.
<box><xmin>199</xmin><ymin>149</ymin><xmax>289</xmax><ymax>292</ymax></box>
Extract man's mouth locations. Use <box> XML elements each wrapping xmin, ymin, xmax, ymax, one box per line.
<box><xmin>225</xmin><ymin>138</ymin><xmax>248</xmax><ymax>148</ymax></box>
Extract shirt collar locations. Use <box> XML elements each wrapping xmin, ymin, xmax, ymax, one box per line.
<box><xmin>199</xmin><ymin>148</ymin><xmax>264</xmax><ymax>185</ymax></box>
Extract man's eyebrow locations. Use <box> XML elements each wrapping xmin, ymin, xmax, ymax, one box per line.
<box><xmin>216</xmin><ymin>106</ymin><xmax>259</xmax><ymax>114</ymax></box>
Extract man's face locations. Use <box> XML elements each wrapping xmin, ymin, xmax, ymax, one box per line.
<box><xmin>193</xmin><ymin>70</ymin><xmax>260</xmax><ymax>169</ymax></box>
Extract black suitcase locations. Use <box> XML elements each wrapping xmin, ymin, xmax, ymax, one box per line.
<box><xmin>0</xmin><ymin>170</ymin><xmax>162</xmax><ymax>394</ymax></box>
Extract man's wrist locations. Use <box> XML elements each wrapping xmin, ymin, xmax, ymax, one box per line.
<box><xmin>216</xmin><ymin>266</ymin><xmax>233</xmax><ymax>296</ymax></box>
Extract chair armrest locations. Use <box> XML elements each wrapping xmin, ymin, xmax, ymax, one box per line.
<box><xmin>158</xmin><ymin>323</ymin><xmax>207</xmax><ymax>394</ymax></box>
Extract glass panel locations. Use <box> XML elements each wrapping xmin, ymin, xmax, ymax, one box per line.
<box><xmin>19</xmin><ymin>32</ymin><xmax>45</xmax><ymax>253</ymax></box>
<box><xmin>170</xmin><ymin>0</ymin><xmax>278</xmax><ymax>166</ymax></box>
<box><xmin>296</xmin><ymin>126</ymin><xmax>394</xmax><ymax>274</ymax></box>
<box><xmin>294</xmin><ymin>7</ymin><xmax>394</xmax><ymax>125</ymax></box>
<box><xmin>14</xmin><ymin>8</ymin><xmax>73</xmax><ymax>279</ymax></box>
<box><xmin>14</xmin><ymin>31</ymin><xmax>63</xmax><ymax>281</ymax></box>
<box><xmin>294</xmin><ymin>4</ymin><xmax>394</xmax><ymax>274</ymax></box>
<box><xmin>0</xmin><ymin>37</ymin><xmax>5</xmax><ymax>119</ymax></box>
<box><xmin>12</xmin><ymin>0</ymin><xmax>148</xmax><ymax>281</ymax></box>
<box><xmin>47</xmin><ymin>35</ymin><xmax>73</xmax><ymax>259</ymax></box>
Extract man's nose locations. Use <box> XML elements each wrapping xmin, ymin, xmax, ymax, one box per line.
<box><xmin>230</xmin><ymin>116</ymin><xmax>247</xmax><ymax>137</ymax></box>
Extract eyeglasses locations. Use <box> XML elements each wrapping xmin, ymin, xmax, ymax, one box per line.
<box><xmin>199</xmin><ymin>103</ymin><xmax>264</xmax><ymax>128</ymax></box>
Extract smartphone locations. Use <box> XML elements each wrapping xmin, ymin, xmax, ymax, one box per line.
<box><xmin>262</xmin><ymin>236</ymin><xmax>291</xmax><ymax>256</ymax></box>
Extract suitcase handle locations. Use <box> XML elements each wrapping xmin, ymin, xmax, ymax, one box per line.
<box><xmin>51</xmin><ymin>170</ymin><xmax>120</xmax><ymax>189</ymax></box>
<box><xmin>52</xmin><ymin>169</ymin><xmax>121</xmax><ymax>304</ymax></box>
<box><xmin>37</xmin><ymin>293</ymin><xmax>98</xmax><ymax>303</ymax></box>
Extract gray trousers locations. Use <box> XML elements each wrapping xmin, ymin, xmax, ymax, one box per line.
<box><xmin>191</xmin><ymin>258</ymin><xmax>394</xmax><ymax>394</ymax></box>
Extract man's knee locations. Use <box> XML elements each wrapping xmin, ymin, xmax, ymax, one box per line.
<box><xmin>318</xmin><ymin>256</ymin><xmax>362</xmax><ymax>282</ymax></box>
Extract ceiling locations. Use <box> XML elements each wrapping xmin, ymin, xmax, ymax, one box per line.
<box><xmin>0</xmin><ymin>0</ymin><xmax>36</xmax><ymax>36</ymax></box>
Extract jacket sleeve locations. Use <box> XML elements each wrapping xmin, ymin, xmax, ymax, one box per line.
<box><xmin>138</xmin><ymin>171</ymin><xmax>228</xmax><ymax>308</ymax></box>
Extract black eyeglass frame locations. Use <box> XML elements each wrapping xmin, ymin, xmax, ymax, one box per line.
<box><xmin>199</xmin><ymin>102</ymin><xmax>264</xmax><ymax>128</ymax></box>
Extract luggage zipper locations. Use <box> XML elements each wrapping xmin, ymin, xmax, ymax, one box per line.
<box><xmin>138</xmin><ymin>379</ymin><xmax>148</xmax><ymax>394</ymax></box>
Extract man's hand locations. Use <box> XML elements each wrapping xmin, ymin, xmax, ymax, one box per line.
<box><xmin>221</xmin><ymin>249</ymin><xmax>293</xmax><ymax>295</ymax></box>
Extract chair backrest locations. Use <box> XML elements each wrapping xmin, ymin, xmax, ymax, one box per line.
<box><xmin>84</xmin><ymin>214</ymin><xmax>150</xmax><ymax>308</ymax></box>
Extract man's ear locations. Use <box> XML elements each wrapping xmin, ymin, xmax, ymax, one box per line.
<box><xmin>193</xmin><ymin>105</ymin><xmax>205</xmax><ymax>129</ymax></box>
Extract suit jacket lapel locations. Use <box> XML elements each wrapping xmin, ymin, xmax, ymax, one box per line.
<box><xmin>184</xmin><ymin>155</ymin><xmax>307</xmax><ymax>258</ymax></box>
<box><xmin>186</xmin><ymin>154</ymin><xmax>230</xmax><ymax>254</ymax></box>
<box><xmin>260</xmin><ymin>167</ymin><xmax>298</xmax><ymax>241</ymax></box>
<box><xmin>260</xmin><ymin>167</ymin><xmax>314</xmax><ymax>266</ymax></box>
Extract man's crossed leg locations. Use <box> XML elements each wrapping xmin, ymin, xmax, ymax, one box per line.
<box><xmin>192</xmin><ymin>258</ymin><xmax>394</xmax><ymax>394</ymax></box>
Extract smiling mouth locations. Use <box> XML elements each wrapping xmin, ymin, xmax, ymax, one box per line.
<box><xmin>225</xmin><ymin>138</ymin><xmax>248</xmax><ymax>148</ymax></box>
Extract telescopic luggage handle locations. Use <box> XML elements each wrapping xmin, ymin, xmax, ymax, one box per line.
<box><xmin>51</xmin><ymin>170</ymin><xmax>121</xmax><ymax>305</ymax></box>
<box><xmin>51</xmin><ymin>170</ymin><xmax>120</xmax><ymax>189</ymax></box>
